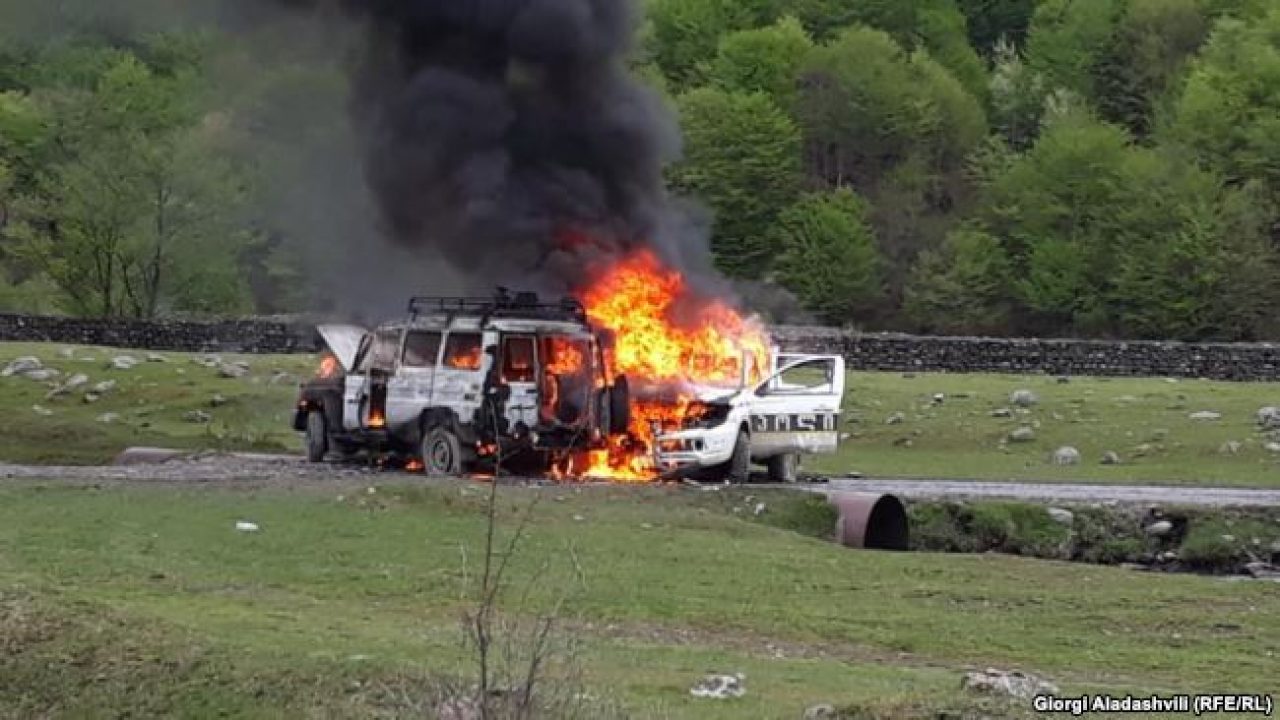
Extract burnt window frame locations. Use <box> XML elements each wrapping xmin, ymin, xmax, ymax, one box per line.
<box><xmin>442</xmin><ymin>331</ymin><xmax>485</xmax><ymax>371</ymax></box>
<box><xmin>500</xmin><ymin>334</ymin><xmax>538</xmax><ymax>383</ymax></box>
<box><xmin>401</xmin><ymin>330</ymin><xmax>444</xmax><ymax>368</ymax></box>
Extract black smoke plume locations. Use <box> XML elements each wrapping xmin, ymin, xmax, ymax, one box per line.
<box><xmin>278</xmin><ymin>0</ymin><xmax>691</xmax><ymax>298</ymax></box>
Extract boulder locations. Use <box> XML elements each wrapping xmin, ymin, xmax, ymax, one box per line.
<box><xmin>1047</xmin><ymin>507</ymin><xmax>1074</xmax><ymax>525</ymax></box>
<box><xmin>885</xmin><ymin>412</ymin><xmax>906</xmax><ymax>425</ymax></box>
<box><xmin>2</xmin><ymin>356</ymin><xmax>43</xmax><ymax>377</ymax></box>
<box><xmin>146</xmin><ymin>352</ymin><xmax>168</xmax><ymax>363</ymax></box>
<box><xmin>990</xmin><ymin>408</ymin><xmax>1013</xmax><ymax>418</ymax></box>
<box><xmin>1101</xmin><ymin>451</ymin><xmax>1121</xmax><ymax>465</ymax></box>
<box><xmin>31</xmin><ymin>404</ymin><xmax>53</xmax><ymax>416</ymax></box>
<box><xmin>1051</xmin><ymin>446</ymin><xmax>1081</xmax><ymax>466</ymax></box>
<box><xmin>210</xmin><ymin>393</ymin><xmax>229</xmax><ymax>408</ymax></box>
<box><xmin>184</xmin><ymin>410</ymin><xmax>212</xmax><ymax>424</ymax></box>
<box><xmin>1218</xmin><ymin>441</ymin><xmax>1242</xmax><ymax>456</ymax></box>
<box><xmin>96</xmin><ymin>412</ymin><xmax>122</xmax><ymax>424</ymax></box>
<box><xmin>1010</xmin><ymin>389</ymin><xmax>1039</xmax><ymax>408</ymax></box>
<box><xmin>690</xmin><ymin>673</ymin><xmax>746</xmax><ymax>699</ymax></box>
<box><xmin>1258</xmin><ymin>407</ymin><xmax>1280</xmax><ymax>429</ymax></box>
<box><xmin>1009</xmin><ymin>426</ymin><xmax>1036</xmax><ymax>443</ymax></box>
<box><xmin>1145</xmin><ymin>520</ymin><xmax>1174</xmax><ymax>537</ymax></box>
<box><xmin>24</xmin><ymin>368</ymin><xmax>60</xmax><ymax>382</ymax></box>
<box><xmin>961</xmin><ymin>668</ymin><xmax>1058</xmax><ymax>700</ymax></box>
<box><xmin>804</xmin><ymin>704</ymin><xmax>837</xmax><ymax>720</ymax></box>
<box><xmin>110</xmin><ymin>355</ymin><xmax>139</xmax><ymax>370</ymax></box>
<box><xmin>92</xmin><ymin>380</ymin><xmax>117</xmax><ymax>394</ymax></box>
<box><xmin>47</xmin><ymin>373</ymin><xmax>90</xmax><ymax>399</ymax></box>
<box><xmin>218</xmin><ymin>363</ymin><xmax>249</xmax><ymax>379</ymax></box>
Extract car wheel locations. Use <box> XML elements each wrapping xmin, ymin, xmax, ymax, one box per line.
<box><xmin>421</xmin><ymin>427</ymin><xmax>463</xmax><ymax>477</ymax></box>
<box><xmin>767</xmin><ymin>453</ymin><xmax>798</xmax><ymax>483</ymax></box>
<box><xmin>305</xmin><ymin>411</ymin><xmax>328</xmax><ymax>463</ymax></box>
<box><xmin>722</xmin><ymin>430</ymin><xmax>751</xmax><ymax>484</ymax></box>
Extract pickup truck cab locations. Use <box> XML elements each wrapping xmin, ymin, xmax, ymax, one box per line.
<box><xmin>651</xmin><ymin>353</ymin><xmax>846</xmax><ymax>483</ymax></box>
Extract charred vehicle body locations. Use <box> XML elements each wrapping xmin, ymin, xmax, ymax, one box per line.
<box><xmin>294</xmin><ymin>291</ymin><xmax>630</xmax><ymax>475</ymax></box>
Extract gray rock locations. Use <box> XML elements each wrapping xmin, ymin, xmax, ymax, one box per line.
<box><xmin>1243</xmin><ymin>562</ymin><xmax>1280</xmax><ymax>580</ymax></box>
<box><xmin>990</xmin><ymin>408</ymin><xmax>1013</xmax><ymax>418</ymax></box>
<box><xmin>83</xmin><ymin>393</ymin><xmax>101</xmax><ymax>404</ymax></box>
<box><xmin>2</xmin><ymin>356</ymin><xmax>42</xmax><ymax>377</ymax></box>
<box><xmin>1265</xmin><ymin>442</ymin><xmax>1280</xmax><ymax>454</ymax></box>
<box><xmin>1145</xmin><ymin>520</ymin><xmax>1174</xmax><ymax>537</ymax></box>
<box><xmin>47</xmin><ymin>373</ymin><xmax>90</xmax><ymax>399</ymax></box>
<box><xmin>110</xmin><ymin>355</ymin><xmax>139</xmax><ymax>370</ymax></box>
<box><xmin>1047</xmin><ymin>507</ymin><xmax>1074</xmax><ymax>525</ymax></box>
<box><xmin>1051</xmin><ymin>446</ymin><xmax>1081</xmax><ymax>466</ymax></box>
<box><xmin>24</xmin><ymin>368</ymin><xmax>60</xmax><ymax>382</ymax></box>
<box><xmin>146</xmin><ymin>352</ymin><xmax>168</xmax><ymax>363</ymax></box>
<box><xmin>218</xmin><ymin>363</ymin><xmax>249</xmax><ymax>379</ymax></box>
<box><xmin>1258</xmin><ymin>407</ymin><xmax>1280</xmax><ymax>429</ymax></box>
<box><xmin>1055</xmin><ymin>376</ymin><xmax>1071</xmax><ymax>384</ymax></box>
<box><xmin>1189</xmin><ymin>410</ymin><xmax>1222</xmax><ymax>421</ymax></box>
<box><xmin>961</xmin><ymin>668</ymin><xmax>1058</xmax><ymax>700</ymax></box>
<box><xmin>931</xmin><ymin>393</ymin><xmax>945</xmax><ymax>404</ymax></box>
<box><xmin>31</xmin><ymin>404</ymin><xmax>53</xmax><ymax>417</ymax></box>
<box><xmin>183</xmin><ymin>410</ymin><xmax>212</xmax><ymax>424</ymax></box>
<box><xmin>690</xmin><ymin>673</ymin><xmax>746</xmax><ymax>699</ymax></box>
<box><xmin>1009</xmin><ymin>426</ymin><xmax>1036</xmax><ymax>443</ymax></box>
<box><xmin>96</xmin><ymin>412</ymin><xmax>122</xmax><ymax>424</ymax></box>
<box><xmin>193</xmin><ymin>354</ymin><xmax>222</xmax><ymax>368</ymax></box>
<box><xmin>1219</xmin><ymin>440</ymin><xmax>1242</xmax><ymax>456</ymax></box>
<box><xmin>57</xmin><ymin>347</ymin><xmax>76</xmax><ymax>359</ymax></box>
<box><xmin>91</xmin><ymin>380</ymin><xmax>117</xmax><ymax>394</ymax></box>
<box><xmin>1010</xmin><ymin>389</ymin><xmax>1039</xmax><ymax>408</ymax></box>
<box><xmin>210</xmin><ymin>393</ymin><xmax>229</xmax><ymax>408</ymax></box>
<box><xmin>886</xmin><ymin>412</ymin><xmax>906</xmax><ymax>425</ymax></box>
<box><xmin>1101</xmin><ymin>451</ymin><xmax>1122</xmax><ymax>465</ymax></box>
<box><xmin>804</xmin><ymin>704</ymin><xmax>837</xmax><ymax>720</ymax></box>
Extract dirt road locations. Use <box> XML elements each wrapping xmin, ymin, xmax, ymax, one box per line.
<box><xmin>3</xmin><ymin>451</ymin><xmax>1278</xmax><ymax>506</ymax></box>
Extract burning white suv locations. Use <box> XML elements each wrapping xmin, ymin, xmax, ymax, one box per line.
<box><xmin>648</xmin><ymin>353</ymin><xmax>846</xmax><ymax>483</ymax></box>
<box><xmin>294</xmin><ymin>291</ymin><xmax>630</xmax><ymax>474</ymax></box>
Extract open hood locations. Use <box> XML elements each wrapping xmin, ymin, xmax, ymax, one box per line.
<box><xmin>316</xmin><ymin>324</ymin><xmax>368</xmax><ymax>373</ymax></box>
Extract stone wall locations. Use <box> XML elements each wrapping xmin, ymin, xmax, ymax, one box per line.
<box><xmin>0</xmin><ymin>313</ymin><xmax>319</xmax><ymax>354</ymax></box>
<box><xmin>1</xmin><ymin>313</ymin><xmax>1278</xmax><ymax>380</ymax></box>
<box><xmin>772</xmin><ymin>326</ymin><xmax>1280</xmax><ymax>381</ymax></box>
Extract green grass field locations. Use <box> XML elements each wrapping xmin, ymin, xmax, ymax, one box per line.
<box><xmin>1</xmin><ymin>342</ymin><xmax>1278</xmax><ymax>486</ymax></box>
<box><xmin>3</xmin><ymin>482</ymin><xmax>1277</xmax><ymax>718</ymax></box>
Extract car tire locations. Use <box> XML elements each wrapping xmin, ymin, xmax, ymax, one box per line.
<box><xmin>305</xmin><ymin>411</ymin><xmax>328</xmax><ymax>463</ymax></box>
<box><xmin>608</xmin><ymin>375</ymin><xmax>631</xmax><ymax>435</ymax></box>
<box><xmin>722</xmin><ymin>429</ymin><xmax>751</xmax><ymax>484</ymax></box>
<box><xmin>421</xmin><ymin>427</ymin><xmax>463</xmax><ymax>477</ymax></box>
<box><xmin>767</xmin><ymin>453</ymin><xmax>798</xmax><ymax>483</ymax></box>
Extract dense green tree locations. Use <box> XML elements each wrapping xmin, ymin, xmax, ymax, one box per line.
<box><xmin>955</xmin><ymin>0</ymin><xmax>1039</xmax><ymax>54</ymax></box>
<box><xmin>669</xmin><ymin>87</ymin><xmax>803</xmax><ymax>279</ymax></box>
<box><xmin>1025</xmin><ymin>0</ymin><xmax>1122</xmax><ymax>102</ymax></box>
<box><xmin>1166</xmin><ymin>7</ymin><xmax>1280</xmax><ymax>199</ymax></box>
<box><xmin>705</xmin><ymin>16</ymin><xmax>812</xmax><ymax>108</ymax></box>
<box><xmin>11</xmin><ymin>51</ymin><xmax>250</xmax><ymax>317</ymax></box>
<box><xmin>905</xmin><ymin>227</ymin><xmax>1012</xmax><ymax>334</ymax></box>
<box><xmin>796</xmin><ymin>27</ymin><xmax>986</xmax><ymax>192</ymax></box>
<box><xmin>989</xmin><ymin>38</ymin><xmax>1047</xmax><ymax>149</ymax></box>
<box><xmin>645</xmin><ymin>0</ymin><xmax>774</xmax><ymax>89</ymax></box>
<box><xmin>782</xmin><ymin>0</ymin><xmax>988</xmax><ymax>101</ymax></box>
<box><xmin>771</xmin><ymin>188</ymin><xmax>883</xmax><ymax>324</ymax></box>
<box><xmin>1093</xmin><ymin>0</ymin><xmax>1210</xmax><ymax>137</ymax></box>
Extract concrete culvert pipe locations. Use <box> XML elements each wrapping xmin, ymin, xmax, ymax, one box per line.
<box><xmin>830</xmin><ymin>492</ymin><xmax>909</xmax><ymax>550</ymax></box>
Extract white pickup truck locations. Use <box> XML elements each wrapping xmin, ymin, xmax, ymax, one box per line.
<box><xmin>650</xmin><ymin>353</ymin><xmax>846</xmax><ymax>483</ymax></box>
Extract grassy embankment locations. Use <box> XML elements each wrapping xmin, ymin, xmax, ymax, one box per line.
<box><xmin>0</xmin><ymin>341</ymin><xmax>1277</xmax><ymax>486</ymax></box>
<box><xmin>2</xmin><ymin>482</ymin><xmax>1278</xmax><ymax>718</ymax></box>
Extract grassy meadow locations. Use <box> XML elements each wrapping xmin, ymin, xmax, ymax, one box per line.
<box><xmin>2</xmin><ymin>482</ymin><xmax>1278</xmax><ymax>718</ymax></box>
<box><xmin>2</xmin><ymin>342</ymin><xmax>1278</xmax><ymax>487</ymax></box>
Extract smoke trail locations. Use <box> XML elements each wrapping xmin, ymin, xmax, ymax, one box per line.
<box><xmin>280</xmin><ymin>0</ymin><xmax>687</xmax><ymax>297</ymax></box>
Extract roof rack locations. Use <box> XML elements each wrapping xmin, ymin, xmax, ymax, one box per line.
<box><xmin>407</xmin><ymin>288</ymin><xmax>589</xmax><ymax>325</ymax></box>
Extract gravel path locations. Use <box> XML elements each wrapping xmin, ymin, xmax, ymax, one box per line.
<box><xmin>3</xmin><ymin>451</ymin><xmax>1279</xmax><ymax>506</ymax></box>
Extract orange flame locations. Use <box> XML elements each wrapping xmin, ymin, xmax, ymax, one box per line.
<box><xmin>577</xmin><ymin>249</ymin><xmax>771</xmax><ymax>480</ymax></box>
<box><xmin>316</xmin><ymin>353</ymin><xmax>341</xmax><ymax>379</ymax></box>
<box><xmin>543</xmin><ymin>336</ymin><xmax>585</xmax><ymax>375</ymax></box>
<box><xmin>446</xmin><ymin>346</ymin><xmax>483</xmax><ymax>371</ymax></box>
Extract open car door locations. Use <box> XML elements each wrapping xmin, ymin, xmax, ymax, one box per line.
<box><xmin>316</xmin><ymin>324</ymin><xmax>368</xmax><ymax>373</ymax></box>
<box><xmin>748</xmin><ymin>355</ymin><xmax>845</xmax><ymax>457</ymax></box>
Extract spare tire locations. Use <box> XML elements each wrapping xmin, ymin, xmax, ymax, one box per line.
<box><xmin>608</xmin><ymin>375</ymin><xmax>631</xmax><ymax>435</ymax></box>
